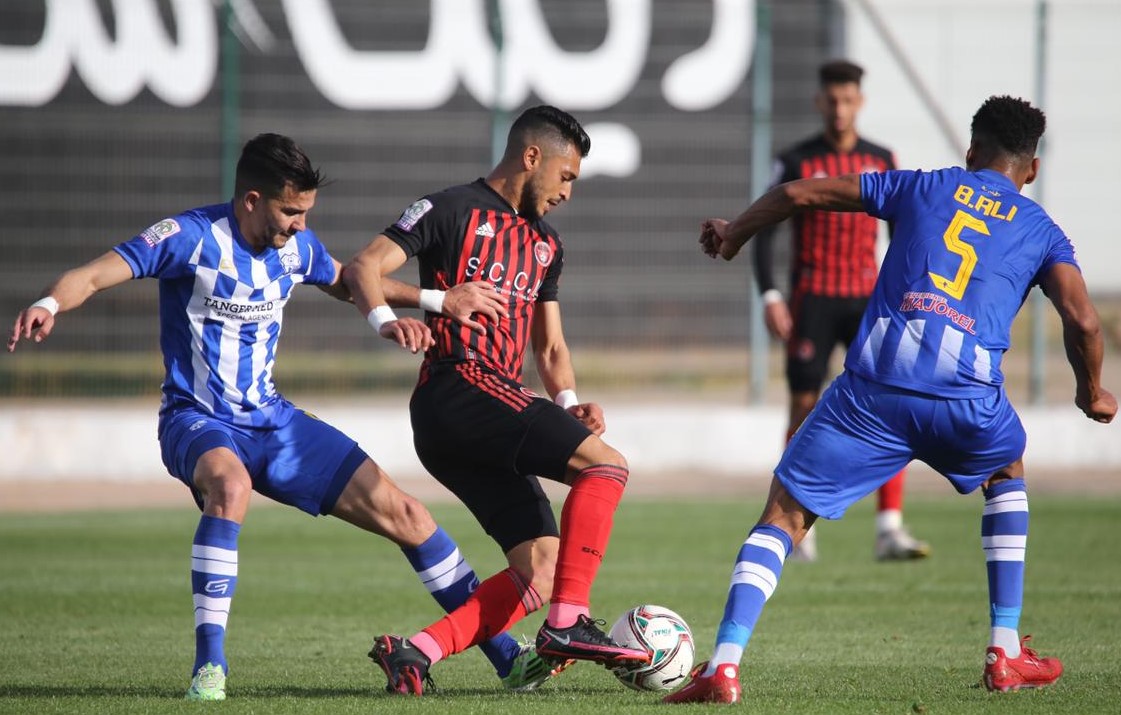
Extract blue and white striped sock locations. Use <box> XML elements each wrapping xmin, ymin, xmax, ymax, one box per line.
<box><xmin>402</xmin><ymin>527</ymin><xmax>522</xmax><ymax>676</ymax></box>
<box><xmin>704</xmin><ymin>524</ymin><xmax>793</xmax><ymax>676</ymax></box>
<box><xmin>982</xmin><ymin>479</ymin><xmax>1028</xmax><ymax>659</ymax></box>
<box><xmin>191</xmin><ymin>515</ymin><xmax>240</xmax><ymax>674</ymax></box>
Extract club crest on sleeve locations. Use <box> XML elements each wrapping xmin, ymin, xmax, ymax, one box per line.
<box><xmin>533</xmin><ymin>241</ymin><xmax>554</xmax><ymax>267</ymax></box>
<box><xmin>396</xmin><ymin>198</ymin><xmax>434</xmax><ymax>231</ymax></box>
<box><xmin>140</xmin><ymin>218</ymin><xmax>181</xmax><ymax>247</ymax></box>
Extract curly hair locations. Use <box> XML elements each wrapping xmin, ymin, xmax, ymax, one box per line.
<box><xmin>970</xmin><ymin>96</ymin><xmax>1046</xmax><ymax>159</ymax></box>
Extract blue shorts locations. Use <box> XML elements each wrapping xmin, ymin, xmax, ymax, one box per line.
<box><xmin>158</xmin><ymin>406</ymin><xmax>367</xmax><ymax>515</ymax></box>
<box><xmin>775</xmin><ymin>371</ymin><xmax>1026</xmax><ymax>519</ymax></box>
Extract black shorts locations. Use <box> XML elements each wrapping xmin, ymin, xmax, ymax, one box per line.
<box><xmin>786</xmin><ymin>294</ymin><xmax>869</xmax><ymax>393</ymax></box>
<box><xmin>410</xmin><ymin>361</ymin><xmax>593</xmax><ymax>553</ymax></box>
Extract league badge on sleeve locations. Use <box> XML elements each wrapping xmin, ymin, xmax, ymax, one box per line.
<box><xmin>140</xmin><ymin>218</ymin><xmax>181</xmax><ymax>247</ymax></box>
<box><xmin>395</xmin><ymin>199</ymin><xmax>434</xmax><ymax>231</ymax></box>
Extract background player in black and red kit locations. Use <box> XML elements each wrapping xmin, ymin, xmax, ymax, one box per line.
<box><xmin>752</xmin><ymin>60</ymin><xmax>929</xmax><ymax>561</ymax></box>
<box><xmin>344</xmin><ymin>105</ymin><xmax>650</xmax><ymax>695</ymax></box>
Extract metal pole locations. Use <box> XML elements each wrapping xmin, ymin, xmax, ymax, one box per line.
<box><xmin>488</xmin><ymin>0</ymin><xmax>509</xmax><ymax>167</ymax></box>
<box><xmin>849</xmin><ymin>0</ymin><xmax>965</xmax><ymax>158</ymax></box>
<box><xmin>748</xmin><ymin>1</ymin><xmax>773</xmax><ymax>404</ymax></box>
<box><xmin>1029</xmin><ymin>0</ymin><xmax>1048</xmax><ymax>404</ymax></box>
<box><xmin>220</xmin><ymin>0</ymin><xmax>240</xmax><ymax>200</ymax></box>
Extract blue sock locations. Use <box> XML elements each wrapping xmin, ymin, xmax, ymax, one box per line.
<box><xmin>982</xmin><ymin>479</ymin><xmax>1028</xmax><ymax>657</ymax></box>
<box><xmin>191</xmin><ymin>515</ymin><xmax>240</xmax><ymax>675</ymax></box>
<box><xmin>705</xmin><ymin>524</ymin><xmax>793</xmax><ymax>675</ymax></box>
<box><xmin>402</xmin><ymin>527</ymin><xmax>522</xmax><ymax>677</ymax></box>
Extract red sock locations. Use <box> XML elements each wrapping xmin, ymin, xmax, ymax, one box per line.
<box><xmin>419</xmin><ymin>568</ymin><xmax>543</xmax><ymax>658</ymax></box>
<box><xmin>878</xmin><ymin>469</ymin><xmax>906</xmax><ymax>511</ymax></box>
<box><xmin>549</xmin><ymin>464</ymin><xmax>628</xmax><ymax>622</ymax></box>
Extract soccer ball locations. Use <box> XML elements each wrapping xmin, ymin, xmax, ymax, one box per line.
<box><xmin>608</xmin><ymin>604</ymin><xmax>695</xmax><ymax>691</ymax></box>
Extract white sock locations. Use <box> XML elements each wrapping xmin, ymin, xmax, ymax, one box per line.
<box><xmin>876</xmin><ymin>509</ymin><xmax>902</xmax><ymax>534</ymax></box>
<box><xmin>703</xmin><ymin>644</ymin><xmax>744</xmax><ymax>676</ymax></box>
<box><xmin>990</xmin><ymin>626</ymin><xmax>1021</xmax><ymax>658</ymax></box>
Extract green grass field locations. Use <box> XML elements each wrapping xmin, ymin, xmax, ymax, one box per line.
<box><xmin>2</xmin><ymin>496</ymin><xmax>1119</xmax><ymax>714</ymax></box>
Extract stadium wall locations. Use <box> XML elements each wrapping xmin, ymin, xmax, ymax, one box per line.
<box><xmin>2</xmin><ymin>402</ymin><xmax>1118</xmax><ymax>483</ymax></box>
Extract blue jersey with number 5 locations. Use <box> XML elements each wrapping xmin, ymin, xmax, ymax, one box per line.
<box><xmin>847</xmin><ymin>167</ymin><xmax>1078</xmax><ymax>397</ymax></box>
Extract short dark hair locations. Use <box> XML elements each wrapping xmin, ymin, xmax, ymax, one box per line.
<box><xmin>970</xmin><ymin>95</ymin><xmax>1046</xmax><ymax>159</ymax></box>
<box><xmin>507</xmin><ymin>105</ymin><xmax>591</xmax><ymax>158</ymax></box>
<box><xmin>234</xmin><ymin>133</ymin><xmax>324</xmax><ymax>198</ymax></box>
<box><xmin>819</xmin><ymin>60</ymin><xmax>864</xmax><ymax>87</ymax></box>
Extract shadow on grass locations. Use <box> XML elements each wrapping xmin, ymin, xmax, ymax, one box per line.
<box><xmin>0</xmin><ymin>683</ymin><xmax>631</xmax><ymax>699</ymax></box>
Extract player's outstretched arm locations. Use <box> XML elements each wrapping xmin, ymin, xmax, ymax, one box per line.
<box><xmin>531</xmin><ymin>301</ymin><xmax>604</xmax><ymax>435</ymax></box>
<box><xmin>1041</xmin><ymin>262</ymin><xmax>1117</xmax><ymax>423</ymax></box>
<box><xmin>702</xmin><ymin>175</ymin><xmax>865</xmax><ymax>261</ymax></box>
<box><xmin>343</xmin><ymin>235</ymin><xmax>432</xmax><ymax>353</ymax></box>
<box><xmin>8</xmin><ymin>251</ymin><xmax>133</xmax><ymax>353</ymax></box>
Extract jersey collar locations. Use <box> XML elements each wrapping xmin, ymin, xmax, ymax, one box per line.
<box><xmin>972</xmin><ymin>168</ymin><xmax>1018</xmax><ymax>194</ymax></box>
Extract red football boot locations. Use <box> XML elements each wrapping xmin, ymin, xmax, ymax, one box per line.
<box><xmin>982</xmin><ymin>636</ymin><xmax>1063</xmax><ymax>692</ymax></box>
<box><xmin>663</xmin><ymin>661</ymin><xmax>741</xmax><ymax>704</ymax></box>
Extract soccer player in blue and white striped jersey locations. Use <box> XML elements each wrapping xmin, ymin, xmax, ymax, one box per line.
<box><xmin>665</xmin><ymin>96</ymin><xmax>1116</xmax><ymax>704</ymax></box>
<box><xmin>8</xmin><ymin>133</ymin><xmax>563</xmax><ymax>700</ymax></box>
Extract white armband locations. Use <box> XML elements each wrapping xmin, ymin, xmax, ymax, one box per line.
<box><xmin>419</xmin><ymin>289</ymin><xmax>446</xmax><ymax>314</ymax></box>
<box><xmin>554</xmin><ymin>389</ymin><xmax>579</xmax><ymax>409</ymax></box>
<box><xmin>29</xmin><ymin>296</ymin><xmax>60</xmax><ymax>317</ymax></box>
<box><xmin>366</xmin><ymin>305</ymin><xmax>398</xmax><ymax>332</ymax></box>
<box><xmin>761</xmin><ymin>289</ymin><xmax>784</xmax><ymax>306</ymax></box>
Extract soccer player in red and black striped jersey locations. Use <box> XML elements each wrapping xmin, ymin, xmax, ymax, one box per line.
<box><xmin>344</xmin><ymin>105</ymin><xmax>649</xmax><ymax>695</ymax></box>
<box><xmin>752</xmin><ymin>60</ymin><xmax>929</xmax><ymax>562</ymax></box>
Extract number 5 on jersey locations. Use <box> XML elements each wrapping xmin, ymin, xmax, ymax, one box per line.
<box><xmin>930</xmin><ymin>209</ymin><xmax>987</xmax><ymax>300</ymax></box>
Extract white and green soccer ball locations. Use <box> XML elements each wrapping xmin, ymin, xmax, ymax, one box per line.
<box><xmin>609</xmin><ymin>604</ymin><xmax>695</xmax><ymax>691</ymax></box>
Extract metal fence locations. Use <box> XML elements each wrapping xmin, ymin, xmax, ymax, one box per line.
<box><xmin>4</xmin><ymin>1</ymin><xmax>1114</xmax><ymax>400</ymax></box>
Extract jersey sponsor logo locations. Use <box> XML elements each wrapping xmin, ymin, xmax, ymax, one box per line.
<box><xmin>899</xmin><ymin>291</ymin><xmax>977</xmax><ymax>334</ymax></box>
<box><xmin>533</xmin><ymin>241</ymin><xmax>554</xmax><ymax>267</ymax></box>
<box><xmin>188</xmin><ymin>419</ymin><xmax>206</xmax><ymax>431</ymax></box>
<box><xmin>140</xmin><ymin>218</ymin><xmax>181</xmax><ymax>247</ymax></box>
<box><xmin>519</xmin><ymin>386</ymin><xmax>541</xmax><ymax>399</ymax></box>
<box><xmin>202</xmin><ymin>296</ymin><xmax>278</xmax><ymax>323</ymax></box>
<box><xmin>465</xmin><ymin>256</ymin><xmax>544</xmax><ymax>302</ymax></box>
<box><xmin>396</xmin><ymin>198</ymin><xmax>433</xmax><ymax>231</ymax></box>
<box><xmin>475</xmin><ymin>221</ymin><xmax>495</xmax><ymax>238</ymax></box>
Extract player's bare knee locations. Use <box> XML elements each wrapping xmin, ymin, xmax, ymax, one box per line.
<box><xmin>197</xmin><ymin>472</ymin><xmax>252</xmax><ymax>517</ymax></box>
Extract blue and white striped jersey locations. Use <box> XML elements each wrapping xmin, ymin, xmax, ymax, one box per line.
<box><xmin>114</xmin><ymin>202</ymin><xmax>337</xmax><ymax>427</ymax></box>
<box><xmin>849</xmin><ymin>167</ymin><xmax>1079</xmax><ymax>397</ymax></box>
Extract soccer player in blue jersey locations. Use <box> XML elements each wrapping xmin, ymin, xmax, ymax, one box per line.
<box><xmin>7</xmin><ymin>133</ymin><xmax>566</xmax><ymax>700</ymax></box>
<box><xmin>665</xmin><ymin>96</ymin><xmax>1116</xmax><ymax>704</ymax></box>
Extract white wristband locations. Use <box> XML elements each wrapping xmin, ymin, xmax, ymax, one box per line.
<box><xmin>554</xmin><ymin>389</ymin><xmax>579</xmax><ymax>409</ymax></box>
<box><xmin>419</xmin><ymin>289</ymin><xmax>446</xmax><ymax>314</ymax></box>
<box><xmin>29</xmin><ymin>296</ymin><xmax>60</xmax><ymax>317</ymax></box>
<box><xmin>761</xmin><ymin>289</ymin><xmax>784</xmax><ymax>306</ymax></box>
<box><xmin>366</xmin><ymin>305</ymin><xmax>398</xmax><ymax>332</ymax></box>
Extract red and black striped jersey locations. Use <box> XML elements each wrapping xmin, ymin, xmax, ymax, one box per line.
<box><xmin>384</xmin><ymin>179</ymin><xmax>564</xmax><ymax>382</ymax></box>
<box><xmin>753</xmin><ymin>134</ymin><xmax>896</xmax><ymax>298</ymax></box>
